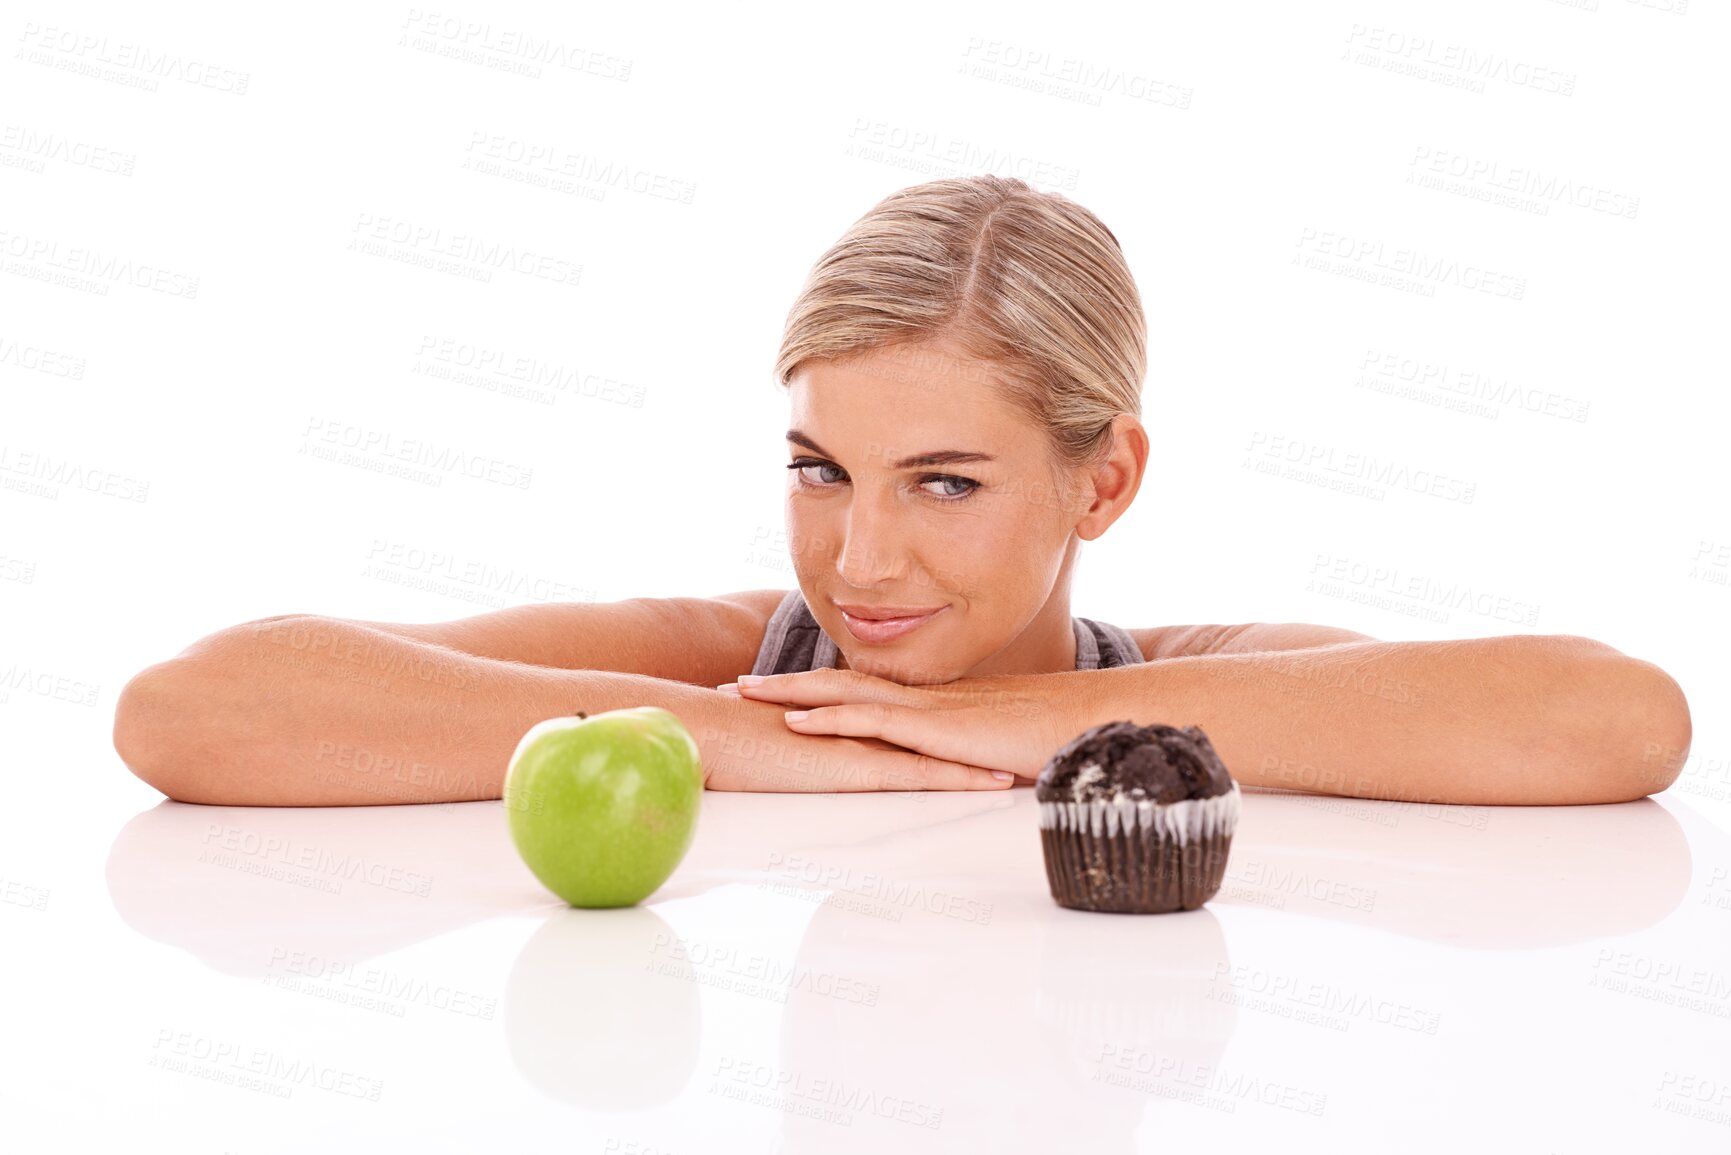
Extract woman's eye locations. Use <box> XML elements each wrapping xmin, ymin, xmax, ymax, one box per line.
<box><xmin>787</xmin><ymin>459</ymin><xmax>978</xmax><ymax>502</ymax></box>
<box><xmin>792</xmin><ymin>462</ymin><xmax>846</xmax><ymax>486</ymax></box>
<box><xmin>921</xmin><ymin>475</ymin><xmax>978</xmax><ymax>500</ymax></box>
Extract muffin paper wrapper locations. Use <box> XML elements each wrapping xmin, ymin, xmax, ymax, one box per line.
<box><xmin>1037</xmin><ymin>784</ymin><xmax>1241</xmax><ymax>913</ymax></box>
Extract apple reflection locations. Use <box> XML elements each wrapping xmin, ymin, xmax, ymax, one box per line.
<box><xmin>504</xmin><ymin>907</ymin><xmax>700</xmax><ymax>1109</ymax></box>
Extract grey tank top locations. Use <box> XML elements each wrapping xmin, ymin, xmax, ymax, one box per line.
<box><xmin>749</xmin><ymin>589</ymin><xmax>1145</xmax><ymax>676</ymax></box>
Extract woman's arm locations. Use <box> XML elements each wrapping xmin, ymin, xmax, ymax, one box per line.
<box><xmin>1079</xmin><ymin>633</ymin><xmax>1691</xmax><ymax>805</ymax></box>
<box><xmin>113</xmin><ymin>617</ymin><xmax>1012</xmax><ymax>805</ymax></box>
<box><xmin>112</xmin><ymin>617</ymin><xmax>687</xmax><ymax>806</ymax></box>
<box><xmin>732</xmin><ymin>633</ymin><xmax>1691</xmax><ymax>806</ymax></box>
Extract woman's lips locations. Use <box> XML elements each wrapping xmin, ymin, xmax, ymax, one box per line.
<box><xmin>837</xmin><ymin>605</ymin><xmax>946</xmax><ymax>643</ymax></box>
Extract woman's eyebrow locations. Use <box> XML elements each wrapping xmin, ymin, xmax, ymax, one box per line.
<box><xmin>786</xmin><ymin>430</ymin><xmax>996</xmax><ymax>470</ymax></box>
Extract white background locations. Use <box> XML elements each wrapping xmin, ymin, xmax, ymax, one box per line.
<box><xmin>3</xmin><ymin>2</ymin><xmax>1728</xmax><ymax>1151</ymax></box>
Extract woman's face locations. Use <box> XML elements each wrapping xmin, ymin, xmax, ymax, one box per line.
<box><xmin>784</xmin><ymin>337</ymin><xmax>1141</xmax><ymax>684</ymax></box>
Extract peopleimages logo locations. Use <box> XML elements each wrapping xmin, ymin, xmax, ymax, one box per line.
<box><xmin>1244</xmin><ymin>432</ymin><xmax>1477</xmax><ymax>504</ymax></box>
<box><xmin>348</xmin><ymin>213</ymin><xmax>582</xmax><ymax>288</ymax></box>
<box><xmin>1307</xmin><ymin>553</ymin><xmax>1540</xmax><ymax>626</ymax></box>
<box><xmin>0</xmin><ymin>228</ymin><xmax>199</xmax><ymax>298</ymax></box>
<box><xmin>1209</xmin><ymin>963</ymin><xmax>1444</xmax><ymax>1034</ymax></box>
<box><xmin>264</xmin><ymin>948</ymin><xmax>497</xmax><ymax>1019</ymax></box>
<box><xmin>0</xmin><ymin>444</ymin><xmax>150</xmax><ymax>502</ymax></box>
<box><xmin>1408</xmin><ymin>146</ymin><xmax>1639</xmax><ymax>220</ymax></box>
<box><xmin>1356</xmin><ymin>349</ymin><xmax>1591</xmax><ymax>424</ymax></box>
<box><xmin>710</xmin><ymin>1057</ymin><xmax>944</xmax><ymax>1130</ymax></box>
<box><xmin>648</xmin><ymin>933</ymin><xmax>881</xmax><ymax>1006</ymax></box>
<box><xmin>150</xmin><ymin>1029</ymin><xmax>384</xmax><ymax>1101</ymax></box>
<box><xmin>398</xmin><ymin>9</ymin><xmax>633</xmax><ymax>80</ymax></box>
<box><xmin>1341</xmin><ymin>24</ymin><xmax>1576</xmax><ymax>96</ymax></box>
<box><xmin>0</xmin><ymin>124</ymin><xmax>136</xmax><ymax>175</ymax></box>
<box><xmin>200</xmin><ymin>824</ymin><xmax>435</xmax><ymax>897</ymax></box>
<box><xmin>0</xmin><ymin>333</ymin><xmax>87</xmax><ymax>379</ymax></box>
<box><xmin>15</xmin><ymin>22</ymin><xmax>251</xmax><ymax>94</ymax></box>
<box><xmin>300</xmin><ymin>417</ymin><xmax>534</xmax><ymax>490</ymax></box>
<box><xmin>1293</xmin><ymin>228</ymin><xmax>1525</xmax><ymax>300</ymax></box>
<box><xmin>764</xmin><ymin>852</ymin><xmax>994</xmax><ymax>924</ymax></box>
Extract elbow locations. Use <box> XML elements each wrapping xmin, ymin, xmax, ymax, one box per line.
<box><xmin>1622</xmin><ymin>658</ymin><xmax>1692</xmax><ymax>800</ymax></box>
<box><xmin>1568</xmin><ymin>646</ymin><xmax>1692</xmax><ymax>804</ymax></box>
<box><xmin>113</xmin><ymin>661</ymin><xmax>207</xmax><ymax>803</ymax></box>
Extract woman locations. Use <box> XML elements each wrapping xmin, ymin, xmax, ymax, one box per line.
<box><xmin>113</xmin><ymin>175</ymin><xmax>1692</xmax><ymax>807</ymax></box>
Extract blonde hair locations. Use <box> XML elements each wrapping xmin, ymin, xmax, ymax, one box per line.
<box><xmin>774</xmin><ymin>175</ymin><xmax>1146</xmax><ymax>476</ymax></box>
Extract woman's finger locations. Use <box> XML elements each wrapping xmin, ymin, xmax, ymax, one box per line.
<box><xmin>793</xmin><ymin>735</ymin><xmax>1009</xmax><ymax>792</ymax></box>
<box><xmin>879</xmin><ymin>748</ymin><xmax>1015</xmax><ymax>791</ymax></box>
<box><xmin>727</xmin><ymin>668</ymin><xmax>915</xmax><ymax>708</ymax></box>
<box><xmin>786</xmin><ymin>701</ymin><xmax>999</xmax><ymax>771</ymax></box>
<box><xmin>784</xmin><ymin>700</ymin><xmax>923</xmax><ymax>748</ymax></box>
<box><xmin>694</xmin><ymin>694</ymin><xmax>1011</xmax><ymax>791</ymax></box>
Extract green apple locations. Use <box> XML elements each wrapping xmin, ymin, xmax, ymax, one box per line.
<box><xmin>503</xmin><ymin>706</ymin><xmax>704</xmax><ymax>908</ymax></box>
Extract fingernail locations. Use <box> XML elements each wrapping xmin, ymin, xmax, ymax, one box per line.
<box><xmin>991</xmin><ymin>771</ymin><xmax>1014</xmax><ymax>781</ymax></box>
<box><xmin>715</xmin><ymin>683</ymin><xmax>740</xmax><ymax>694</ymax></box>
<box><xmin>784</xmin><ymin>710</ymin><xmax>810</xmax><ymax>722</ymax></box>
<box><xmin>737</xmin><ymin>674</ymin><xmax>766</xmax><ymax>686</ymax></box>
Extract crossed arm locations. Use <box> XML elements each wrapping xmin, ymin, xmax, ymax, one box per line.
<box><xmin>740</xmin><ymin>619</ymin><xmax>1692</xmax><ymax>805</ymax></box>
<box><xmin>127</xmin><ymin>599</ymin><xmax>1688</xmax><ymax>806</ymax></box>
<box><xmin>1084</xmin><ymin>623</ymin><xmax>1692</xmax><ymax>806</ymax></box>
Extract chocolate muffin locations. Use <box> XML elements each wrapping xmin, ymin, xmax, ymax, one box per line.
<box><xmin>1035</xmin><ymin>720</ymin><xmax>1241</xmax><ymax>913</ymax></box>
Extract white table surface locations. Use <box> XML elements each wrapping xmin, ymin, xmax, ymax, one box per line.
<box><xmin>6</xmin><ymin>774</ymin><xmax>1729</xmax><ymax>1152</ymax></box>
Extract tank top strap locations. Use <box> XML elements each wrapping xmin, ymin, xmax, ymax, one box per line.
<box><xmin>1074</xmin><ymin>616</ymin><xmax>1146</xmax><ymax>669</ymax></box>
<box><xmin>750</xmin><ymin>589</ymin><xmax>840</xmax><ymax>676</ymax></box>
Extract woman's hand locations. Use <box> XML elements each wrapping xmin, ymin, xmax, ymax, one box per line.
<box><xmin>716</xmin><ymin>668</ymin><xmax>1081</xmax><ymax>783</ymax></box>
<box><xmin>672</xmin><ymin>681</ymin><xmax>1016</xmax><ymax>792</ymax></box>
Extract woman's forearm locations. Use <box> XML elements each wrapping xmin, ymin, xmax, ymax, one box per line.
<box><xmin>113</xmin><ymin>616</ymin><xmax>688</xmax><ymax>807</ymax></box>
<box><xmin>1071</xmin><ymin>634</ymin><xmax>1691</xmax><ymax>805</ymax></box>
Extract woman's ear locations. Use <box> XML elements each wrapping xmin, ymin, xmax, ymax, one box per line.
<box><xmin>1075</xmin><ymin>414</ymin><xmax>1148</xmax><ymax>541</ymax></box>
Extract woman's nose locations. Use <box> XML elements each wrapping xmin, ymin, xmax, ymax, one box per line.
<box><xmin>834</xmin><ymin>502</ymin><xmax>905</xmax><ymax>586</ymax></box>
<box><xmin>836</xmin><ymin>536</ymin><xmax>900</xmax><ymax>587</ymax></box>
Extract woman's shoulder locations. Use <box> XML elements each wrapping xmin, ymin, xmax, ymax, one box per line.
<box><xmin>712</xmin><ymin>588</ymin><xmax>798</xmax><ymax>624</ymax></box>
<box><xmin>686</xmin><ymin>588</ymin><xmax>799</xmax><ymax>684</ymax></box>
<box><xmin>714</xmin><ymin>588</ymin><xmax>801</xmax><ymax>655</ymax></box>
<box><xmin>1121</xmin><ymin>624</ymin><xmax>1257</xmax><ymax>661</ymax></box>
<box><xmin>1121</xmin><ymin>622</ymin><xmax>1378</xmax><ymax>661</ymax></box>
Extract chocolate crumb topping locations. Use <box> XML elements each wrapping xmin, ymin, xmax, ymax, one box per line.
<box><xmin>1035</xmin><ymin>721</ymin><xmax>1234</xmax><ymax>804</ymax></box>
